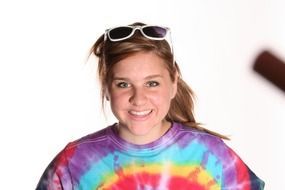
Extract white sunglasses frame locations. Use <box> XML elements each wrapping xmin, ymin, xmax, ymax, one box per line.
<box><xmin>105</xmin><ymin>25</ymin><xmax>170</xmax><ymax>42</ymax></box>
<box><xmin>103</xmin><ymin>25</ymin><xmax>175</xmax><ymax>64</ymax></box>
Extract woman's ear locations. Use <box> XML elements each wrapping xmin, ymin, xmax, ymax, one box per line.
<box><xmin>105</xmin><ymin>88</ymin><xmax>110</xmax><ymax>101</ymax></box>
<box><xmin>171</xmin><ymin>71</ymin><xmax>179</xmax><ymax>99</ymax></box>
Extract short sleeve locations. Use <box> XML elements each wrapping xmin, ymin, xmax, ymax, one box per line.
<box><xmin>221</xmin><ymin>143</ymin><xmax>265</xmax><ymax>190</ymax></box>
<box><xmin>36</xmin><ymin>146</ymin><xmax>74</xmax><ymax>190</ymax></box>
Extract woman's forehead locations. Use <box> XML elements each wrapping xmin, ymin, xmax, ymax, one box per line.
<box><xmin>111</xmin><ymin>52</ymin><xmax>169</xmax><ymax>77</ymax></box>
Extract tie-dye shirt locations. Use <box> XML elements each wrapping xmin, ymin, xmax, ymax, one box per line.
<box><xmin>36</xmin><ymin>122</ymin><xmax>264</xmax><ymax>190</ymax></box>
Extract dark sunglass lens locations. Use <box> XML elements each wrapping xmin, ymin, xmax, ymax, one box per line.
<box><xmin>109</xmin><ymin>27</ymin><xmax>133</xmax><ymax>40</ymax></box>
<box><xmin>143</xmin><ymin>26</ymin><xmax>167</xmax><ymax>38</ymax></box>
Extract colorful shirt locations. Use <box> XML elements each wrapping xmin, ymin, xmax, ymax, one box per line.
<box><xmin>36</xmin><ymin>122</ymin><xmax>264</xmax><ymax>190</ymax></box>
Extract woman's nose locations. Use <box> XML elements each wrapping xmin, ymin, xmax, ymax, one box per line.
<box><xmin>129</xmin><ymin>87</ymin><xmax>147</xmax><ymax>106</ymax></box>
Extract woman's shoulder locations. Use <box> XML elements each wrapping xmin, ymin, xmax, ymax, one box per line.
<box><xmin>175</xmin><ymin>122</ymin><xmax>230</xmax><ymax>155</ymax></box>
<box><xmin>63</xmin><ymin>124</ymin><xmax>115</xmax><ymax>151</ymax></box>
<box><xmin>175</xmin><ymin>122</ymin><xmax>225</xmax><ymax>143</ymax></box>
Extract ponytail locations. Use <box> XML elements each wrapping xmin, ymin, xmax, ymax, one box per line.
<box><xmin>167</xmin><ymin>73</ymin><xmax>229</xmax><ymax>140</ymax></box>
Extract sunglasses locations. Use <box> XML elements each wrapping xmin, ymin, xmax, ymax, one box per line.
<box><xmin>105</xmin><ymin>25</ymin><xmax>170</xmax><ymax>42</ymax></box>
<box><xmin>103</xmin><ymin>25</ymin><xmax>175</xmax><ymax>65</ymax></box>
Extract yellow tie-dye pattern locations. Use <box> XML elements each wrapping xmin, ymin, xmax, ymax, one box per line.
<box><xmin>98</xmin><ymin>163</ymin><xmax>220</xmax><ymax>190</ymax></box>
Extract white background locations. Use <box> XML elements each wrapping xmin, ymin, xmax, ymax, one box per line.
<box><xmin>0</xmin><ymin>0</ymin><xmax>284</xmax><ymax>189</ymax></box>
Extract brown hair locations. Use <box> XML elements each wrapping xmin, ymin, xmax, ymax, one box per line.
<box><xmin>89</xmin><ymin>22</ymin><xmax>228</xmax><ymax>139</ymax></box>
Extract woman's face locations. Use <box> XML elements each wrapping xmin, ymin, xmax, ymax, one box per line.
<box><xmin>108</xmin><ymin>52</ymin><xmax>177</xmax><ymax>144</ymax></box>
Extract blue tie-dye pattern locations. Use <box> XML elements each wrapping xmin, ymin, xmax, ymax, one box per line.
<box><xmin>78</xmin><ymin>153</ymin><xmax>115</xmax><ymax>189</ymax></box>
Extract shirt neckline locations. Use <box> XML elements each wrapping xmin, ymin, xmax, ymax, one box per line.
<box><xmin>107</xmin><ymin>122</ymin><xmax>181</xmax><ymax>156</ymax></box>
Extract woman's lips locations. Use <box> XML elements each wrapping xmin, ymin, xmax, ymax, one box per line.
<box><xmin>128</xmin><ymin>110</ymin><xmax>152</xmax><ymax>117</ymax></box>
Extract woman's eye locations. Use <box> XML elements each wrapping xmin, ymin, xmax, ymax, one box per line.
<box><xmin>116</xmin><ymin>82</ymin><xmax>130</xmax><ymax>88</ymax></box>
<box><xmin>146</xmin><ymin>81</ymin><xmax>159</xmax><ymax>87</ymax></box>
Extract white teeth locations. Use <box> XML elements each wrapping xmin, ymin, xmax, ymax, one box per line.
<box><xmin>129</xmin><ymin>110</ymin><xmax>152</xmax><ymax>116</ymax></box>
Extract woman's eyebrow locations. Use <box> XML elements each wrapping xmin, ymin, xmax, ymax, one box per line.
<box><xmin>112</xmin><ymin>77</ymin><xmax>129</xmax><ymax>81</ymax></box>
<box><xmin>144</xmin><ymin>74</ymin><xmax>163</xmax><ymax>80</ymax></box>
<box><xmin>112</xmin><ymin>74</ymin><xmax>163</xmax><ymax>81</ymax></box>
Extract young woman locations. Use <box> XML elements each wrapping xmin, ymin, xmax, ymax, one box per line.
<box><xmin>36</xmin><ymin>22</ymin><xmax>265</xmax><ymax>189</ymax></box>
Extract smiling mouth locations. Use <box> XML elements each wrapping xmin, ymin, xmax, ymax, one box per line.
<box><xmin>129</xmin><ymin>110</ymin><xmax>152</xmax><ymax>117</ymax></box>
